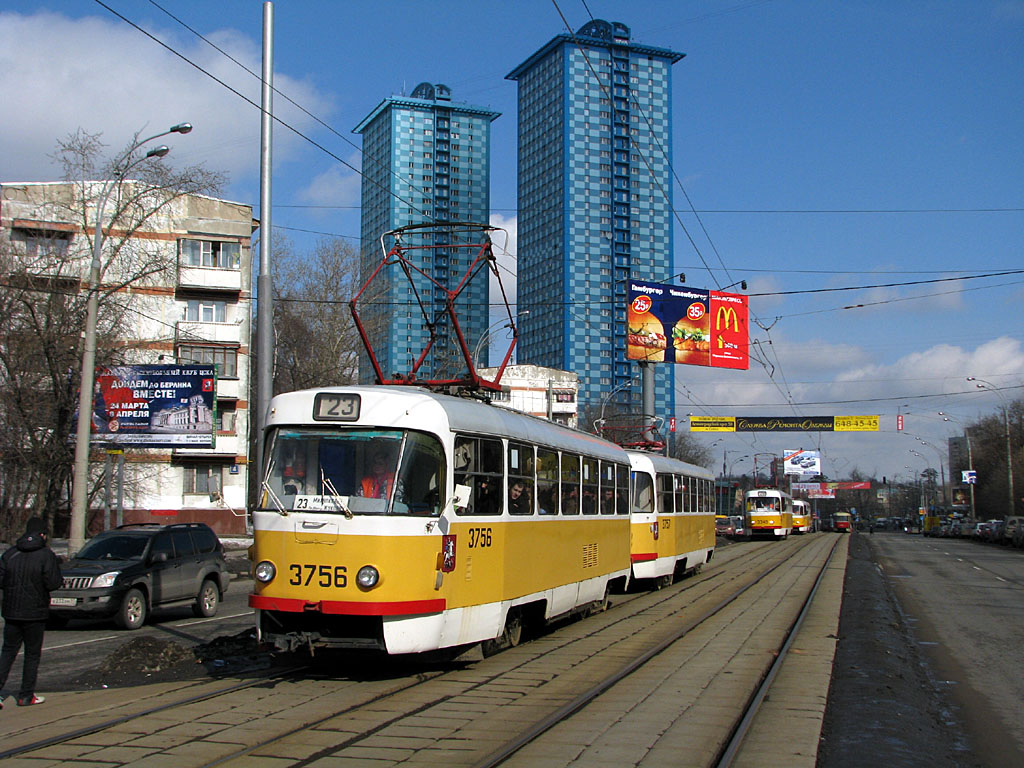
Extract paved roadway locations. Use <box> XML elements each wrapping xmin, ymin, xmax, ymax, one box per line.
<box><xmin>16</xmin><ymin>574</ymin><xmax>255</xmax><ymax>694</ymax></box>
<box><xmin>869</xmin><ymin>532</ymin><xmax>1024</xmax><ymax>765</ymax></box>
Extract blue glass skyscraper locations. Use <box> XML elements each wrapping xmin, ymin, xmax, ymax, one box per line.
<box><xmin>354</xmin><ymin>83</ymin><xmax>500</xmax><ymax>382</ymax></box>
<box><xmin>507</xmin><ymin>21</ymin><xmax>682</xmax><ymax>426</ymax></box>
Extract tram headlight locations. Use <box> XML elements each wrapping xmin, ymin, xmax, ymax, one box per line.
<box><xmin>254</xmin><ymin>560</ymin><xmax>276</xmax><ymax>583</ymax></box>
<box><xmin>356</xmin><ymin>565</ymin><xmax>380</xmax><ymax>589</ymax></box>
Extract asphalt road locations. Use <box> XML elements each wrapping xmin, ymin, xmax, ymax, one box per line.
<box><xmin>819</xmin><ymin>532</ymin><xmax>1024</xmax><ymax>768</ymax></box>
<box><xmin>10</xmin><ymin>574</ymin><xmax>256</xmax><ymax>694</ymax></box>
<box><xmin>872</xmin><ymin>532</ymin><xmax>1024</xmax><ymax>765</ymax></box>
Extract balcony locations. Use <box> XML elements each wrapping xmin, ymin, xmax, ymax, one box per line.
<box><xmin>178</xmin><ymin>265</ymin><xmax>242</xmax><ymax>292</ymax></box>
<box><xmin>175</xmin><ymin>434</ymin><xmax>240</xmax><ymax>457</ymax></box>
<box><xmin>176</xmin><ymin>320</ymin><xmax>241</xmax><ymax>345</ymax></box>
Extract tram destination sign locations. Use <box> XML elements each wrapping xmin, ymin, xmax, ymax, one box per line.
<box><xmin>690</xmin><ymin>416</ymin><xmax>879</xmax><ymax>432</ymax></box>
<box><xmin>626</xmin><ymin>280</ymin><xmax>749</xmax><ymax>370</ymax></box>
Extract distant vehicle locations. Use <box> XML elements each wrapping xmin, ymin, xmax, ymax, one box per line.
<box><xmin>791</xmin><ymin>499</ymin><xmax>812</xmax><ymax>534</ymax></box>
<box><xmin>716</xmin><ymin>515</ymin><xmax>736</xmax><ymax>537</ymax></box>
<box><xmin>821</xmin><ymin>511</ymin><xmax>853</xmax><ymax>532</ymax></box>
<box><xmin>743</xmin><ymin>488</ymin><xmax>794</xmax><ymax>538</ymax></box>
<box><xmin>49</xmin><ymin>523</ymin><xmax>229</xmax><ymax>630</ymax></box>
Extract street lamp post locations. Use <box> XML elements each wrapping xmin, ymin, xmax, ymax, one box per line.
<box><xmin>967</xmin><ymin>377</ymin><xmax>1015</xmax><ymax>519</ymax></box>
<box><xmin>69</xmin><ymin>123</ymin><xmax>192</xmax><ymax>556</ymax></box>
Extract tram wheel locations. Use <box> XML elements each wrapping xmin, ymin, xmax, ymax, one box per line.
<box><xmin>482</xmin><ymin>609</ymin><xmax>523</xmax><ymax>656</ymax></box>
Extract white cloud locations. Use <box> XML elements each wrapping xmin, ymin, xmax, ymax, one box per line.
<box><xmin>0</xmin><ymin>11</ymin><xmax>333</xmax><ymax>188</ymax></box>
<box><xmin>299</xmin><ymin>163</ymin><xmax>361</xmax><ymax>208</ymax></box>
<box><xmin>489</xmin><ymin>212</ymin><xmax>518</xmax><ymax>310</ymax></box>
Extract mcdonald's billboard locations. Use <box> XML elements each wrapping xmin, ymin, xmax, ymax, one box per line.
<box><xmin>626</xmin><ymin>280</ymin><xmax>749</xmax><ymax>369</ymax></box>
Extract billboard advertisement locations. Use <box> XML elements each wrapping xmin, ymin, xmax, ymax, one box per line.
<box><xmin>784</xmin><ymin>449</ymin><xmax>821</xmax><ymax>476</ymax></box>
<box><xmin>626</xmin><ymin>280</ymin><xmax>749</xmax><ymax>369</ymax></box>
<box><xmin>75</xmin><ymin>364</ymin><xmax>216</xmax><ymax>447</ymax></box>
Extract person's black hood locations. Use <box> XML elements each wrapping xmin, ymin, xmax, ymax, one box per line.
<box><xmin>16</xmin><ymin>530</ymin><xmax>46</xmax><ymax>553</ymax></box>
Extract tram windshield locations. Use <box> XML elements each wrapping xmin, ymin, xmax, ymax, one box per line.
<box><xmin>260</xmin><ymin>428</ymin><xmax>445</xmax><ymax>516</ymax></box>
<box><xmin>747</xmin><ymin>497</ymin><xmax>781</xmax><ymax>512</ymax></box>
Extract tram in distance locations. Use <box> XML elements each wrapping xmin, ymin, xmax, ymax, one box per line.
<box><xmin>791</xmin><ymin>498</ymin><xmax>812</xmax><ymax>534</ymax></box>
<box><xmin>743</xmin><ymin>487</ymin><xmax>794</xmax><ymax>538</ymax></box>
<box><xmin>820</xmin><ymin>510</ymin><xmax>853</xmax><ymax>532</ymax></box>
<box><xmin>248</xmin><ymin>385</ymin><xmax>716</xmax><ymax>655</ymax></box>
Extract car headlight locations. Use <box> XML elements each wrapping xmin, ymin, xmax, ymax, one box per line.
<box><xmin>356</xmin><ymin>565</ymin><xmax>379</xmax><ymax>588</ymax></box>
<box><xmin>254</xmin><ymin>561</ymin><xmax>276</xmax><ymax>583</ymax></box>
<box><xmin>91</xmin><ymin>571</ymin><xmax>120</xmax><ymax>589</ymax></box>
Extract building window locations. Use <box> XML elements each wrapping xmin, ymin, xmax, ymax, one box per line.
<box><xmin>180</xmin><ymin>239</ymin><xmax>241</xmax><ymax>270</ymax></box>
<box><xmin>184</xmin><ymin>299</ymin><xmax>227</xmax><ymax>322</ymax></box>
<box><xmin>178</xmin><ymin>344</ymin><xmax>237</xmax><ymax>377</ymax></box>
<box><xmin>183</xmin><ymin>463</ymin><xmax>224</xmax><ymax>495</ymax></box>
<box><xmin>16</xmin><ymin>228</ymin><xmax>71</xmax><ymax>258</ymax></box>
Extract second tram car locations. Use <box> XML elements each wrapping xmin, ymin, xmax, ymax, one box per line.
<box><xmin>743</xmin><ymin>488</ymin><xmax>794</xmax><ymax>538</ymax></box>
<box><xmin>626</xmin><ymin>451</ymin><xmax>716</xmax><ymax>587</ymax></box>
<box><xmin>248</xmin><ymin>386</ymin><xmax>715</xmax><ymax>655</ymax></box>
<box><xmin>791</xmin><ymin>498</ymin><xmax>812</xmax><ymax>534</ymax></box>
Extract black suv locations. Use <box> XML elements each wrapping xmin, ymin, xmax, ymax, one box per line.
<box><xmin>49</xmin><ymin>523</ymin><xmax>229</xmax><ymax>630</ymax></box>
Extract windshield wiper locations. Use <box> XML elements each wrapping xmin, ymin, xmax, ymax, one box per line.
<box><xmin>321</xmin><ymin>472</ymin><xmax>353</xmax><ymax>519</ymax></box>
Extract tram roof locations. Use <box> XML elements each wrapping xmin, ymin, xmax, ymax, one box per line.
<box><xmin>268</xmin><ymin>386</ymin><xmax>629</xmax><ymax>463</ymax></box>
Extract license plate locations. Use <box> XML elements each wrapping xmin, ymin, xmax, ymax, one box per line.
<box><xmin>50</xmin><ymin>597</ymin><xmax>76</xmax><ymax>607</ymax></box>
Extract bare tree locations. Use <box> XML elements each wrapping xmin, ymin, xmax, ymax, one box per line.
<box><xmin>0</xmin><ymin>129</ymin><xmax>224</xmax><ymax>540</ymax></box>
<box><xmin>272</xmin><ymin>236</ymin><xmax>366</xmax><ymax>393</ymax></box>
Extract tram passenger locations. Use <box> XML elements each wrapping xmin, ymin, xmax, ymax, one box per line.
<box><xmin>508</xmin><ymin>481</ymin><xmax>532</xmax><ymax>515</ymax></box>
<box><xmin>473</xmin><ymin>478</ymin><xmax>500</xmax><ymax>515</ymax></box>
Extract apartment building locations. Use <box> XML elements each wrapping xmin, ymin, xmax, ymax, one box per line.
<box><xmin>0</xmin><ymin>181</ymin><xmax>255</xmax><ymax>535</ymax></box>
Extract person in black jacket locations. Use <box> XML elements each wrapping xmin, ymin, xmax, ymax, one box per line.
<box><xmin>0</xmin><ymin>517</ymin><xmax>63</xmax><ymax>707</ymax></box>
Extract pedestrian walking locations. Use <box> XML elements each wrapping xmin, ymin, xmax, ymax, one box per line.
<box><xmin>0</xmin><ymin>517</ymin><xmax>63</xmax><ymax>707</ymax></box>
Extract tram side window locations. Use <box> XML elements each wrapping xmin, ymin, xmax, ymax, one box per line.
<box><xmin>581</xmin><ymin>457</ymin><xmax>598</xmax><ymax>514</ymax></box>
<box><xmin>599</xmin><ymin>461</ymin><xmax>616</xmax><ymax>515</ymax></box>
<box><xmin>393</xmin><ymin>432</ymin><xmax>444</xmax><ymax>516</ymax></box>
<box><xmin>657</xmin><ymin>473</ymin><xmax>674</xmax><ymax>515</ymax></box>
<box><xmin>561</xmin><ymin>453</ymin><xmax>581</xmax><ymax>515</ymax></box>
<box><xmin>507</xmin><ymin>442</ymin><xmax>535</xmax><ymax>516</ymax></box>
<box><xmin>537</xmin><ymin>449</ymin><xmax>559</xmax><ymax>515</ymax></box>
<box><xmin>616</xmin><ymin>464</ymin><xmax>630</xmax><ymax>514</ymax></box>
<box><xmin>453</xmin><ymin>435</ymin><xmax>503</xmax><ymax>516</ymax></box>
<box><xmin>633</xmin><ymin>471</ymin><xmax>654</xmax><ymax>514</ymax></box>
<box><xmin>675</xmin><ymin>475</ymin><xmax>685</xmax><ymax>513</ymax></box>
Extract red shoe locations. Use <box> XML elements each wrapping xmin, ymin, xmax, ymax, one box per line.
<box><xmin>17</xmin><ymin>695</ymin><xmax>45</xmax><ymax>706</ymax></box>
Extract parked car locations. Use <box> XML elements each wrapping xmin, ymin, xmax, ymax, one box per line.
<box><xmin>49</xmin><ymin>523</ymin><xmax>229</xmax><ymax>629</ymax></box>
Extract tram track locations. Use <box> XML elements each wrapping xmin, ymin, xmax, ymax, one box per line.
<box><xmin>3</xmin><ymin>536</ymin><xmax>839</xmax><ymax>767</ymax></box>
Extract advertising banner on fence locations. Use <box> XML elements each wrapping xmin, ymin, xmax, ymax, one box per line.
<box><xmin>626</xmin><ymin>280</ymin><xmax>749</xmax><ymax>369</ymax></box>
<box><xmin>74</xmin><ymin>364</ymin><xmax>216</xmax><ymax>447</ymax></box>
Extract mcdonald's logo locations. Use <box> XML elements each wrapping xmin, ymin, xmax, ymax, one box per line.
<box><xmin>716</xmin><ymin>305</ymin><xmax>739</xmax><ymax>332</ymax></box>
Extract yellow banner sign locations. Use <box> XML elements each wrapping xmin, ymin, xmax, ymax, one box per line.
<box><xmin>834</xmin><ymin>415</ymin><xmax>879</xmax><ymax>432</ymax></box>
<box><xmin>689</xmin><ymin>417</ymin><xmax>737</xmax><ymax>432</ymax></box>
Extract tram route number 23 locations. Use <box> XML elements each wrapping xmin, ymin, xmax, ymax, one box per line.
<box><xmin>289</xmin><ymin>564</ymin><xmax>347</xmax><ymax>588</ymax></box>
<box><xmin>467</xmin><ymin>527</ymin><xmax>493</xmax><ymax>548</ymax></box>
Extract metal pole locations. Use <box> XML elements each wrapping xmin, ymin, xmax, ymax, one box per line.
<box><xmin>116</xmin><ymin>452</ymin><xmax>125</xmax><ymax>527</ymax></box>
<box><xmin>1003</xmin><ymin>405</ymin><xmax>1014</xmax><ymax>519</ymax></box>
<box><xmin>641</xmin><ymin>361</ymin><xmax>654</xmax><ymax>440</ymax></box>
<box><xmin>255</xmin><ymin>0</ymin><xmax>275</xmax><ymax>500</ymax></box>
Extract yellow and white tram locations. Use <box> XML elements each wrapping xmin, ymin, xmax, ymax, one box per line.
<box><xmin>627</xmin><ymin>451</ymin><xmax>716</xmax><ymax>586</ymax></box>
<box><xmin>743</xmin><ymin>487</ymin><xmax>794</xmax><ymax>538</ymax></box>
<box><xmin>791</xmin><ymin>498</ymin><xmax>812</xmax><ymax>534</ymax></box>
<box><xmin>249</xmin><ymin>385</ymin><xmax>678</xmax><ymax>655</ymax></box>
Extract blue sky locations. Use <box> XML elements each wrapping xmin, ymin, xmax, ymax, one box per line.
<box><xmin>2</xmin><ymin>0</ymin><xmax>1022</xmax><ymax>484</ymax></box>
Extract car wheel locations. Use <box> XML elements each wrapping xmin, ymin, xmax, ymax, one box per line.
<box><xmin>192</xmin><ymin>579</ymin><xmax>220</xmax><ymax>618</ymax></box>
<box><xmin>117</xmin><ymin>588</ymin><xmax>147</xmax><ymax>630</ymax></box>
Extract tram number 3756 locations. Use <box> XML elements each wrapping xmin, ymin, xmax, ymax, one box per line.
<box><xmin>289</xmin><ymin>564</ymin><xmax>348</xmax><ymax>588</ymax></box>
<box><xmin>468</xmin><ymin>527</ymin><xmax>493</xmax><ymax>548</ymax></box>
